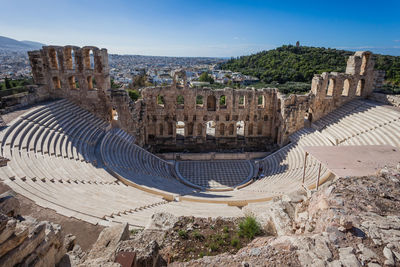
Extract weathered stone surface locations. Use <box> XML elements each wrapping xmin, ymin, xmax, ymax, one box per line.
<box><xmin>145</xmin><ymin>212</ymin><xmax>179</xmax><ymax>231</ymax></box>
<box><xmin>85</xmin><ymin>223</ymin><xmax>129</xmax><ymax>263</ymax></box>
<box><xmin>0</xmin><ymin>190</ymin><xmax>20</xmax><ymax>217</ymax></box>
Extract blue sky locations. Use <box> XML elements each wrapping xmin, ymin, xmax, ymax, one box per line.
<box><xmin>1</xmin><ymin>0</ymin><xmax>400</xmax><ymax>57</ymax></box>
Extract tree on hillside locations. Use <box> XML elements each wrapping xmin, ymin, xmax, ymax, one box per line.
<box><xmin>5</xmin><ymin>77</ymin><xmax>11</xmax><ymax>89</ymax></box>
<box><xmin>199</xmin><ymin>72</ymin><xmax>214</xmax><ymax>84</ymax></box>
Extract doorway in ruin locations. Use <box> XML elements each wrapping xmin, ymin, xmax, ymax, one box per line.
<box><xmin>207</xmin><ymin>95</ymin><xmax>216</xmax><ymax>111</ymax></box>
<box><xmin>236</xmin><ymin>121</ymin><xmax>244</xmax><ymax>138</ymax></box>
<box><xmin>206</xmin><ymin>120</ymin><xmax>216</xmax><ymax>139</ymax></box>
<box><xmin>356</xmin><ymin>79</ymin><xmax>365</xmax><ymax>96</ymax></box>
<box><xmin>176</xmin><ymin>121</ymin><xmax>185</xmax><ymax>139</ymax></box>
<box><xmin>111</xmin><ymin>108</ymin><xmax>118</xmax><ymax>121</ymax></box>
<box><xmin>304</xmin><ymin>108</ymin><xmax>313</xmax><ymax>127</ymax></box>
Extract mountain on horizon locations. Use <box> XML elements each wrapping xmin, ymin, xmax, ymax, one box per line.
<box><xmin>0</xmin><ymin>36</ymin><xmax>45</xmax><ymax>51</ymax></box>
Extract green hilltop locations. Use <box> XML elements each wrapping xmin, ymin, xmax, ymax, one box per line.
<box><xmin>221</xmin><ymin>45</ymin><xmax>400</xmax><ymax>94</ymax></box>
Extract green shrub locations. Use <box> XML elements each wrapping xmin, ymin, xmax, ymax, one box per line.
<box><xmin>223</xmin><ymin>226</ymin><xmax>229</xmax><ymax>233</ymax></box>
<box><xmin>192</xmin><ymin>230</ymin><xmax>204</xmax><ymax>240</ymax></box>
<box><xmin>209</xmin><ymin>243</ymin><xmax>219</xmax><ymax>252</ymax></box>
<box><xmin>231</xmin><ymin>237</ymin><xmax>240</xmax><ymax>248</ymax></box>
<box><xmin>238</xmin><ymin>216</ymin><xmax>261</xmax><ymax>239</ymax></box>
<box><xmin>178</xmin><ymin>229</ymin><xmax>188</xmax><ymax>239</ymax></box>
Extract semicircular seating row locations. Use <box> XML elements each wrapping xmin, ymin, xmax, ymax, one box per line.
<box><xmin>1</xmin><ymin>99</ymin><xmax>400</xmax><ymax>227</ymax></box>
<box><xmin>0</xmin><ymin>100</ymin><xmax>241</xmax><ymax>227</ymax></box>
<box><xmin>242</xmin><ymin>100</ymin><xmax>400</xmax><ymax>195</ymax></box>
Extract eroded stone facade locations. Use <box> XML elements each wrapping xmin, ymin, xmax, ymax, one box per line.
<box><xmin>28</xmin><ymin>46</ymin><xmax>378</xmax><ymax>152</ymax></box>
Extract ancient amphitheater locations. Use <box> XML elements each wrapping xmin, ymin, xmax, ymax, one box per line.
<box><xmin>1</xmin><ymin>46</ymin><xmax>399</xmax><ymax>229</ymax></box>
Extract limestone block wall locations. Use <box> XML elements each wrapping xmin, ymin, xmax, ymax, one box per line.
<box><xmin>28</xmin><ymin>47</ymin><xmax>377</xmax><ymax>151</ymax></box>
<box><xmin>141</xmin><ymin>85</ymin><xmax>280</xmax><ymax>151</ymax></box>
<box><xmin>279</xmin><ymin>51</ymin><xmax>376</xmax><ymax>144</ymax></box>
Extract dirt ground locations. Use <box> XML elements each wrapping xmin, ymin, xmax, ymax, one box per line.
<box><xmin>0</xmin><ymin>182</ymin><xmax>104</xmax><ymax>252</ymax></box>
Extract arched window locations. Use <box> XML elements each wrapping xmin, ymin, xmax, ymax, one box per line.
<box><xmin>219</xmin><ymin>123</ymin><xmax>225</xmax><ymax>136</ymax></box>
<box><xmin>219</xmin><ymin>95</ymin><xmax>226</xmax><ymax>109</ymax></box>
<box><xmin>207</xmin><ymin>95</ymin><xmax>216</xmax><ymax>111</ymax></box>
<box><xmin>342</xmin><ymin>79</ymin><xmax>350</xmax><ymax>96</ymax></box>
<box><xmin>167</xmin><ymin>122</ymin><xmax>173</xmax><ymax>135</ymax></box>
<box><xmin>360</xmin><ymin>54</ymin><xmax>369</xmax><ymax>75</ymax></box>
<box><xmin>228</xmin><ymin>124</ymin><xmax>234</xmax><ymax>135</ymax></box>
<box><xmin>176</xmin><ymin>121</ymin><xmax>185</xmax><ymax>138</ymax></box>
<box><xmin>206</xmin><ymin>121</ymin><xmax>215</xmax><ymax>138</ymax></box>
<box><xmin>49</xmin><ymin>48</ymin><xmax>59</xmax><ymax>70</ymax></box>
<box><xmin>248</xmin><ymin>123</ymin><xmax>253</xmax><ymax>136</ymax></box>
<box><xmin>257</xmin><ymin>122</ymin><xmax>263</xmax><ymax>135</ymax></box>
<box><xmin>111</xmin><ymin>108</ymin><xmax>118</xmax><ymax>121</ymax></box>
<box><xmin>239</xmin><ymin>95</ymin><xmax>245</xmax><ymax>108</ymax></box>
<box><xmin>356</xmin><ymin>79</ymin><xmax>365</xmax><ymax>96</ymax></box>
<box><xmin>87</xmin><ymin>76</ymin><xmax>94</xmax><ymax>90</ymax></box>
<box><xmin>257</xmin><ymin>95</ymin><xmax>265</xmax><ymax>108</ymax></box>
<box><xmin>157</xmin><ymin>95</ymin><xmax>165</xmax><ymax>107</ymax></box>
<box><xmin>64</xmin><ymin>47</ymin><xmax>74</xmax><ymax>70</ymax></box>
<box><xmin>187</xmin><ymin>122</ymin><xmax>194</xmax><ymax>136</ymax></box>
<box><xmin>236</xmin><ymin>121</ymin><xmax>244</xmax><ymax>136</ymax></box>
<box><xmin>326</xmin><ymin>78</ymin><xmax>335</xmax><ymax>96</ymax></box>
<box><xmin>52</xmin><ymin>77</ymin><xmax>61</xmax><ymax>89</ymax></box>
<box><xmin>68</xmin><ymin>76</ymin><xmax>78</xmax><ymax>90</ymax></box>
<box><xmin>159</xmin><ymin>124</ymin><xmax>164</xmax><ymax>136</ymax></box>
<box><xmin>177</xmin><ymin>95</ymin><xmax>184</xmax><ymax>109</ymax></box>
<box><xmin>83</xmin><ymin>49</ymin><xmax>94</xmax><ymax>69</ymax></box>
<box><xmin>196</xmin><ymin>95</ymin><xmax>204</xmax><ymax>107</ymax></box>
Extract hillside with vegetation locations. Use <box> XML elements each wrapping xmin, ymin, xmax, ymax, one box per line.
<box><xmin>222</xmin><ymin>45</ymin><xmax>400</xmax><ymax>94</ymax></box>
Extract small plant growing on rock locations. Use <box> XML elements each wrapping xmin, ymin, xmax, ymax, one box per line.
<box><xmin>178</xmin><ymin>229</ymin><xmax>188</xmax><ymax>239</ymax></box>
<box><xmin>231</xmin><ymin>237</ymin><xmax>240</xmax><ymax>248</ymax></box>
<box><xmin>238</xmin><ymin>216</ymin><xmax>261</xmax><ymax>239</ymax></box>
<box><xmin>192</xmin><ymin>230</ymin><xmax>204</xmax><ymax>240</ymax></box>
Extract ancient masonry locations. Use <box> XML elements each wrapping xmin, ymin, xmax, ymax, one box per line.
<box><xmin>28</xmin><ymin>46</ymin><xmax>382</xmax><ymax>152</ymax></box>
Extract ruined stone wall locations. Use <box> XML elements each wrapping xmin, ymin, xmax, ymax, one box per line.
<box><xmin>141</xmin><ymin>84</ymin><xmax>280</xmax><ymax>151</ymax></box>
<box><xmin>28</xmin><ymin>47</ymin><xmax>377</xmax><ymax>151</ymax></box>
<box><xmin>279</xmin><ymin>51</ymin><xmax>376</xmax><ymax>144</ymax></box>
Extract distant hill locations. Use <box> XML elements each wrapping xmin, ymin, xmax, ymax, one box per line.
<box><xmin>221</xmin><ymin>45</ymin><xmax>400</xmax><ymax>90</ymax></box>
<box><xmin>0</xmin><ymin>36</ymin><xmax>45</xmax><ymax>51</ymax></box>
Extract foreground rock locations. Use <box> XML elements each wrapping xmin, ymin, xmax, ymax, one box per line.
<box><xmin>0</xmin><ymin>191</ymin><xmax>66</xmax><ymax>266</ymax></box>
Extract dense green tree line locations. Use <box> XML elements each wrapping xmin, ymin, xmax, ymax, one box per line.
<box><xmin>0</xmin><ymin>77</ymin><xmax>33</xmax><ymax>90</ymax></box>
<box><xmin>221</xmin><ymin>45</ymin><xmax>400</xmax><ymax>93</ymax></box>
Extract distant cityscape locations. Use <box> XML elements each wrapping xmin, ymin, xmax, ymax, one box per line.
<box><xmin>0</xmin><ymin>48</ymin><xmax>259</xmax><ymax>89</ymax></box>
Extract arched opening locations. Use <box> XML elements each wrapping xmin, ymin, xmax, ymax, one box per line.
<box><xmin>236</xmin><ymin>121</ymin><xmax>244</xmax><ymax>137</ymax></box>
<box><xmin>157</xmin><ymin>95</ymin><xmax>165</xmax><ymax>107</ymax></box>
<box><xmin>197</xmin><ymin>123</ymin><xmax>203</xmax><ymax>136</ymax></box>
<box><xmin>219</xmin><ymin>123</ymin><xmax>225</xmax><ymax>136</ymax></box>
<box><xmin>248</xmin><ymin>123</ymin><xmax>254</xmax><ymax>136</ymax></box>
<box><xmin>64</xmin><ymin>48</ymin><xmax>74</xmax><ymax>70</ymax></box>
<box><xmin>83</xmin><ymin>49</ymin><xmax>94</xmax><ymax>69</ymax></box>
<box><xmin>177</xmin><ymin>95</ymin><xmax>184</xmax><ymax>109</ymax></box>
<box><xmin>342</xmin><ymin>79</ymin><xmax>350</xmax><ymax>96</ymax></box>
<box><xmin>238</xmin><ymin>95</ymin><xmax>245</xmax><ymax>109</ymax></box>
<box><xmin>167</xmin><ymin>122</ymin><xmax>173</xmax><ymax>135</ymax></box>
<box><xmin>304</xmin><ymin>108</ymin><xmax>313</xmax><ymax>127</ymax></box>
<box><xmin>228</xmin><ymin>124</ymin><xmax>234</xmax><ymax>135</ymax></box>
<box><xmin>326</xmin><ymin>78</ymin><xmax>335</xmax><ymax>97</ymax></box>
<box><xmin>257</xmin><ymin>95</ymin><xmax>265</xmax><ymax>108</ymax></box>
<box><xmin>206</xmin><ymin>121</ymin><xmax>216</xmax><ymax>139</ymax></box>
<box><xmin>176</xmin><ymin>121</ymin><xmax>185</xmax><ymax>139</ymax></box>
<box><xmin>187</xmin><ymin>122</ymin><xmax>194</xmax><ymax>136</ymax></box>
<box><xmin>219</xmin><ymin>95</ymin><xmax>226</xmax><ymax>109</ymax></box>
<box><xmin>356</xmin><ymin>79</ymin><xmax>365</xmax><ymax>96</ymax></box>
<box><xmin>87</xmin><ymin>76</ymin><xmax>93</xmax><ymax>90</ymax></box>
<box><xmin>257</xmin><ymin>122</ymin><xmax>263</xmax><ymax>135</ymax></box>
<box><xmin>111</xmin><ymin>108</ymin><xmax>118</xmax><ymax>121</ymax></box>
<box><xmin>49</xmin><ymin>48</ymin><xmax>58</xmax><ymax>70</ymax></box>
<box><xmin>196</xmin><ymin>95</ymin><xmax>204</xmax><ymax>108</ymax></box>
<box><xmin>360</xmin><ymin>54</ymin><xmax>369</xmax><ymax>75</ymax></box>
<box><xmin>68</xmin><ymin>76</ymin><xmax>78</xmax><ymax>90</ymax></box>
<box><xmin>52</xmin><ymin>77</ymin><xmax>61</xmax><ymax>89</ymax></box>
<box><xmin>207</xmin><ymin>95</ymin><xmax>216</xmax><ymax>111</ymax></box>
<box><xmin>159</xmin><ymin>124</ymin><xmax>164</xmax><ymax>136</ymax></box>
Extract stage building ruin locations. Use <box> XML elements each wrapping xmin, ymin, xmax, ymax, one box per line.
<box><xmin>28</xmin><ymin>46</ymin><xmax>382</xmax><ymax>152</ymax></box>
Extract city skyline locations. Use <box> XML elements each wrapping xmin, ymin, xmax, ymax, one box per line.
<box><xmin>1</xmin><ymin>0</ymin><xmax>400</xmax><ymax>57</ymax></box>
